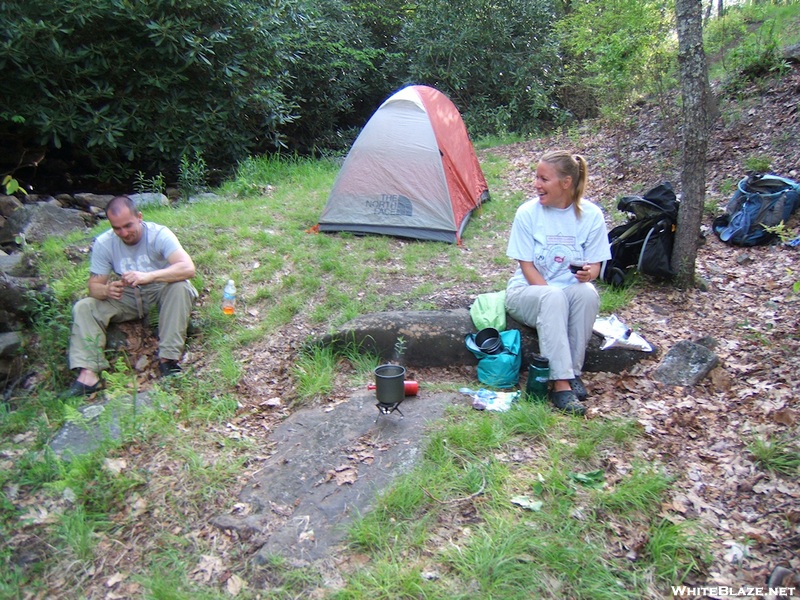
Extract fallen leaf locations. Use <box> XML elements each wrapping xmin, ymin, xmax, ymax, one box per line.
<box><xmin>192</xmin><ymin>555</ymin><xmax>224</xmax><ymax>583</ymax></box>
<box><xmin>298</xmin><ymin>529</ymin><xmax>315</xmax><ymax>543</ymax></box>
<box><xmin>104</xmin><ymin>458</ymin><xmax>127</xmax><ymax>474</ymax></box>
<box><xmin>269</xmin><ymin>502</ymin><xmax>293</xmax><ymax>517</ymax></box>
<box><xmin>723</xmin><ymin>541</ymin><xmax>749</xmax><ymax>564</ymax></box>
<box><xmin>349</xmin><ymin>553</ymin><xmax>371</xmax><ymax>568</ymax></box>
<box><xmin>667</xmin><ymin>498</ymin><xmax>687</xmax><ymax>514</ymax></box>
<box><xmin>568</xmin><ymin>470</ymin><xmax>605</xmax><ymax>489</ymax></box>
<box><xmin>328</xmin><ymin>466</ymin><xmax>358</xmax><ymax>485</ymax></box>
<box><xmin>105</xmin><ymin>572</ymin><xmax>127</xmax><ymax>587</ymax></box>
<box><xmin>773</xmin><ymin>408</ymin><xmax>796</xmax><ymax>426</ymax></box>
<box><xmin>226</xmin><ymin>574</ymin><xmax>244</xmax><ymax>596</ymax></box>
<box><xmin>510</xmin><ymin>495</ymin><xmax>543</xmax><ymax>511</ymax></box>
<box><xmin>710</xmin><ymin>367</ymin><xmax>732</xmax><ymax>391</ymax></box>
<box><xmin>130</xmin><ymin>497</ymin><xmax>148</xmax><ymax>518</ymax></box>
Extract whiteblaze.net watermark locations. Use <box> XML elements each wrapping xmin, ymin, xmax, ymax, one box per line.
<box><xmin>671</xmin><ymin>585</ymin><xmax>797</xmax><ymax>597</ymax></box>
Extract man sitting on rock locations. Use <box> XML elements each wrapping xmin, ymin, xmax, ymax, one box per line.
<box><xmin>62</xmin><ymin>195</ymin><xmax>197</xmax><ymax>398</ymax></box>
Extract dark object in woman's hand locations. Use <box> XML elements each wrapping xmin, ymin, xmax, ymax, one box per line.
<box><xmin>569</xmin><ymin>261</ymin><xmax>584</xmax><ymax>274</ymax></box>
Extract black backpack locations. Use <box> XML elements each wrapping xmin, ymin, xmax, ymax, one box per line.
<box><xmin>712</xmin><ymin>174</ymin><xmax>800</xmax><ymax>246</ymax></box>
<box><xmin>600</xmin><ymin>182</ymin><xmax>679</xmax><ymax>287</ymax></box>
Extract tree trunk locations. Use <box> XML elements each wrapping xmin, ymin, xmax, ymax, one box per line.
<box><xmin>718</xmin><ymin>0</ymin><xmax>724</xmax><ymax>18</ymax></box>
<box><xmin>672</xmin><ymin>0</ymin><xmax>709</xmax><ymax>288</ymax></box>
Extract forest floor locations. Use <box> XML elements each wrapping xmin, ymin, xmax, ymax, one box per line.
<box><xmin>7</xmin><ymin>67</ymin><xmax>800</xmax><ymax>599</ymax></box>
<box><xmin>225</xmin><ymin>68</ymin><xmax>800</xmax><ymax>590</ymax></box>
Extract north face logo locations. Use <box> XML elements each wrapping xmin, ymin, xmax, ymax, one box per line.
<box><xmin>366</xmin><ymin>195</ymin><xmax>413</xmax><ymax>217</ymax></box>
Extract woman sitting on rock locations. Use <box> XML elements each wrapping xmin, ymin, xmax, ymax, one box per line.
<box><xmin>505</xmin><ymin>150</ymin><xmax>611</xmax><ymax>415</ymax></box>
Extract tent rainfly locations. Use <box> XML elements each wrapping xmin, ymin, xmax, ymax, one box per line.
<box><xmin>315</xmin><ymin>85</ymin><xmax>490</xmax><ymax>244</ymax></box>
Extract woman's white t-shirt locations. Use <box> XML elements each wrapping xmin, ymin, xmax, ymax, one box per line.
<box><xmin>506</xmin><ymin>198</ymin><xmax>611</xmax><ymax>290</ymax></box>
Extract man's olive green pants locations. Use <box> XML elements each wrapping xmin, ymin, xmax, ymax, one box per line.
<box><xmin>68</xmin><ymin>281</ymin><xmax>197</xmax><ymax>373</ymax></box>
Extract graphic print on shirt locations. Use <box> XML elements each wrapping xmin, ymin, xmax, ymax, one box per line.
<box><xmin>118</xmin><ymin>255</ymin><xmax>156</xmax><ymax>274</ymax></box>
<box><xmin>537</xmin><ymin>234</ymin><xmax>583</xmax><ymax>279</ymax></box>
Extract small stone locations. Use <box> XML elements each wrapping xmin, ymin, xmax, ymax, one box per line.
<box><xmin>693</xmin><ymin>335</ymin><xmax>718</xmax><ymax>350</ymax></box>
<box><xmin>652</xmin><ymin>340</ymin><xmax>719</xmax><ymax>386</ymax></box>
<box><xmin>62</xmin><ymin>487</ymin><xmax>77</xmax><ymax>504</ymax></box>
<box><xmin>73</xmin><ymin>193</ymin><xmax>113</xmax><ymax>210</ymax></box>
<box><xmin>0</xmin><ymin>332</ymin><xmax>22</xmax><ymax>357</ymax></box>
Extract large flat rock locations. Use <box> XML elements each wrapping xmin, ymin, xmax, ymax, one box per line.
<box><xmin>322</xmin><ymin>309</ymin><xmax>657</xmax><ymax>374</ymax></box>
<box><xmin>214</xmin><ymin>390</ymin><xmax>458</xmax><ymax>563</ymax></box>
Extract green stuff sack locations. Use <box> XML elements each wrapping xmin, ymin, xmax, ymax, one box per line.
<box><xmin>465</xmin><ymin>329</ymin><xmax>521</xmax><ymax>388</ymax></box>
<box><xmin>469</xmin><ymin>291</ymin><xmax>507</xmax><ymax>331</ymax></box>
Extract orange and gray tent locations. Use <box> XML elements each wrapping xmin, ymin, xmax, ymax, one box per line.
<box><xmin>316</xmin><ymin>85</ymin><xmax>490</xmax><ymax>244</ymax></box>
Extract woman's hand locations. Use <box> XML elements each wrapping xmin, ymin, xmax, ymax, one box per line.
<box><xmin>574</xmin><ymin>262</ymin><xmax>601</xmax><ymax>283</ymax></box>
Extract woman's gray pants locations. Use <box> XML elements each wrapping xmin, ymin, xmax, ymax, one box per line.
<box><xmin>505</xmin><ymin>283</ymin><xmax>599</xmax><ymax>381</ymax></box>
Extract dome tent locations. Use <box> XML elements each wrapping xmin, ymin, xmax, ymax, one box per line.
<box><xmin>316</xmin><ymin>85</ymin><xmax>489</xmax><ymax>244</ymax></box>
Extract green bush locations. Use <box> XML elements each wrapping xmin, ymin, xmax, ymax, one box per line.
<box><xmin>556</xmin><ymin>0</ymin><xmax>676</xmax><ymax>124</ymax></box>
<box><xmin>0</xmin><ymin>0</ymin><xmax>297</xmax><ymax>181</ymax></box>
<box><xmin>280</xmin><ymin>0</ymin><xmax>401</xmax><ymax>154</ymax></box>
<box><xmin>725</xmin><ymin>20</ymin><xmax>789</xmax><ymax>87</ymax></box>
<box><xmin>393</xmin><ymin>0</ymin><xmax>566</xmax><ymax>138</ymax></box>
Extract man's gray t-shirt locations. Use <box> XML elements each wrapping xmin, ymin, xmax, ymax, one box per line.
<box><xmin>90</xmin><ymin>222</ymin><xmax>182</xmax><ymax>276</ymax></box>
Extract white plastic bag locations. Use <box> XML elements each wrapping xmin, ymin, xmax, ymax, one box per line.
<box><xmin>592</xmin><ymin>314</ymin><xmax>653</xmax><ymax>352</ymax></box>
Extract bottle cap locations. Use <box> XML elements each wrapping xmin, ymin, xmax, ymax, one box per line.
<box><xmin>531</xmin><ymin>354</ymin><xmax>549</xmax><ymax>368</ymax></box>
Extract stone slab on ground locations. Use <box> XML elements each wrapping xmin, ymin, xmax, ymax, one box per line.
<box><xmin>323</xmin><ymin>309</ymin><xmax>657</xmax><ymax>373</ymax></box>
<box><xmin>214</xmin><ymin>390</ymin><xmax>460</xmax><ymax>563</ymax></box>
<box><xmin>49</xmin><ymin>392</ymin><xmax>154</xmax><ymax>460</ymax></box>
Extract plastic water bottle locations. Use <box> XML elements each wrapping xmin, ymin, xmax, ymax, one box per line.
<box><xmin>222</xmin><ymin>279</ymin><xmax>236</xmax><ymax>314</ymax></box>
<box><xmin>525</xmin><ymin>355</ymin><xmax>550</xmax><ymax>402</ymax></box>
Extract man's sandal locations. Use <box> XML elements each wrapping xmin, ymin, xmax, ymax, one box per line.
<box><xmin>60</xmin><ymin>380</ymin><xmax>102</xmax><ymax>399</ymax></box>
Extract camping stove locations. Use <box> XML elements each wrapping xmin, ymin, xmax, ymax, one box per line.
<box><xmin>375</xmin><ymin>400</ymin><xmax>404</xmax><ymax>419</ymax></box>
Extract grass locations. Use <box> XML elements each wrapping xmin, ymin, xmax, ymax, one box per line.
<box><xmin>334</xmin><ymin>402</ymin><xmax>707</xmax><ymax>599</ymax></box>
<box><xmin>22</xmin><ymin>8</ymin><xmax>800</xmax><ymax>587</ymax></box>
<box><xmin>747</xmin><ymin>434</ymin><xmax>800</xmax><ymax>475</ymax></box>
<box><xmin>0</xmin><ymin>147</ymin><xmax>709</xmax><ymax>598</ymax></box>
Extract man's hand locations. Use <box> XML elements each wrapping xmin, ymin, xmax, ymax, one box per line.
<box><xmin>121</xmin><ymin>271</ymin><xmax>152</xmax><ymax>288</ymax></box>
<box><xmin>106</xmin><ymin>280</ymin><xmax>125</xmax><ymax>300</ymax></box>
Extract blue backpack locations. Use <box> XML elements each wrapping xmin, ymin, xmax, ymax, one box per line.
<box><xmin>465</xmin><ymin>329</ymin><xmax>521</xmax><ymax>388</ymax></box>
<box><xmin>713</xmin><ymin>174</ymin><xmax>800</xmax><ymax>246</ymax></box>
